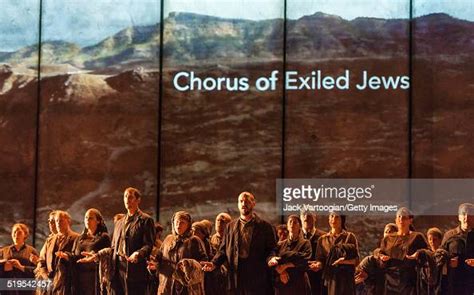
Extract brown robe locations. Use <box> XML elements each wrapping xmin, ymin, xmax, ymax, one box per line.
<box><xmin>69</xmin><ymin>232</ymin><xmax>111</xmax><ymax>295</ymax></box>
<box><xmin>304</xmin><ymin>228</ymin><xmax>326</xmax><ymax>295</ymax></box>
<box><xmin>378</xmin><ymin>231</ymin><xmax>428</xmax><ymax>295</ymax></box>
<box><xmin>35</xmin><ymin>231</ymin><xmax>79</xmax><ymax>295</ymax></box>
<box><xmin>157</xmin><ymin>212</ymin><xmax>208</xmax><ymax>295</ymax></box>
<box><xmin>207</xmin><ymin>233</ymin><xmax>229</xmax><ymax>295</ymax></box>
<box><xmin>441</xmin><ymin>226</ymin><xmax>474</xmax><ymax>295</ymax></box>
<box><xmin>211</xmin><ymin>214</ymin><xmax>277</xmax><ymax>294</ymax></box>
<box><xmin>274</xmin><ymin>236</ymin><xmax>312</xmax><ymax>295</ymax></box>
<box><xmin>316</xmin><ymin>231</ymin><xmax>359</xmax><ymax>295</ymax></box>
<box><xmin>0</xmin><ymin>244</ymin><xmax>39</xmax><ymax>295</ymax></box>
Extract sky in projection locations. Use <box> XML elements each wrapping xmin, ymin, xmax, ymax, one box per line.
<box><xmin>0</xmin><ymin>0</ymin><xmax>472</xmax><ymax>51</ymax></box>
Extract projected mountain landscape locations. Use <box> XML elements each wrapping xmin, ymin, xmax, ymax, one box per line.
<box><xmin>1</xmin><ymin>12</ymin><xmax>473</xmax><ymax>69</ymax></box>
<box><xmin>0</xmin><ymin>12</ymin><xmax>473</xmax><ymax>254</ymax></box>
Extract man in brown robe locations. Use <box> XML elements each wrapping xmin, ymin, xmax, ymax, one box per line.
<box><xmin>207</xmin><ymin>212</ymin><xmax>232</xmax><ymax>295</ymax></box>
<box><xmin>35</xmin><ymin>211</ymin><xmax>57</xmax><ymax>294</ymax></box>
<box><xmin>108</xmin><ymin>187</ymin><xmax>155</xmax><ymax>295</ymax></box>
<box><xmin>441</xmin><ymin>203</ymin><xmax>474</xmax><ymax>295</ymax></box>
<box><xmin>37</xmin><ymin>210</ymin><xmax>79</xmax><ymax>294</ymax></box>
<box><xmin>202</xmin><ymin>192</ymin><xmax>277</xmax><ymax>295</ymax></box>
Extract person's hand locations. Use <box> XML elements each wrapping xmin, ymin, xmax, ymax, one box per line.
<box><xmin>77</xmin><ymin>251</ymin><xmax>97</xmax><ymax>264</ymax></box>
<box><xmin>127</xmin><ymin>252</ymin><xmax>139</xmax><ymax>263</ymax></box>
<box><xmin>55</xmin><ymin>251</ymin><xmax>69</xmax><ymax>261</ymax></box>
<box><xmin>355</xmin><ymin>270</ymin><xmax>368</xmax><ymax>284</ymax></box>
<box><xmin>147</xmin><ymin>260</ymin><xmax>157</xmax><ymax>271</ymax></box>
<box><xmin>9</xmin><ymin>259</ymin><xmax>25</xmax><ymax>271</ymax></box>
<box><xmin>280</xmin><ymin>271</ymin><xmax>289</xmax><ymax>284</ymax></box>
<box><xmin>308</xmin><ymin>261</ymin><xmax>322</xmax><ymax>272</ymax></box>
<box><xmin>378</xmin><ymin>254</ymin><xmax>390</xmax><ymax>262</ymax></box>
<box><xmin>200</xmin><ymin>261</ymin><xmax>216</xmax><ymax>272</ymax></box>
<box><xmin>332</xmin><ymin>257</ymin><xmax>345</xmax><ymax>266</ymax></box>
<box><xmin>29</xmin><ymin>254</ymin><xmax>39</xmax><ymax>265</ymax></box>
<box><xmin>275</xmin><ymin>264</ymin><xmax>287</xmax><ymax>274</ymax></box>
<box><xmin>267</xmin><ymin>256</ymin><xmax>280</xmax><ymax>267</ymax></box>
<box><xmin>3</xmin><ymin>260</ymin><xmax>13</xmax><ymax>272</ymax></box>
<box><xmin>450</xmin><ymin>256</ymin><xmax>459</xmax><ymax>268</ymax></box>
<box><xmin>406</xmin><ymin>251</ymin><xmax>419</xmax><ymax>260</ymax></box>
<box><xmin>465</xmin><ymin>258</ymin><xmax>474</xmax><ymax>267</ymax></box>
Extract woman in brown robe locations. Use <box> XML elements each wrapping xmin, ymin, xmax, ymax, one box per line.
<box><xmin>0</xmin><ymin>223</ymin><xmax>39</xmax><ymax>295</ymax></box>
<box><xmin>314</xmin><ymin>212</ymin><xmax>359</xmax><ymax>295</ymax></box>
<box><xmin>67</xmin><ymin>208</ymin><xmax>111</xmax><ymax>295</ymax></box>
<box><xmin>156</xmin><ymin>211</ymin><xmax>208</xmax><ymax>295</ymax></box>
<box><xmin>376</xmin><ymin>207</ymin><xmax>429</xmax><ymax>295</ymax></box>
<box><xmin>268</xmin><ymin>215</ymin><xmax>312</xmax><ymax>295</ymax></box>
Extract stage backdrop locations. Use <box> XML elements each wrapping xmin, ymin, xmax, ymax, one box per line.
<box><xmin>0</xmin><ymin>0</ymin><xmax>473</xmax><ymax>255</ymax></box>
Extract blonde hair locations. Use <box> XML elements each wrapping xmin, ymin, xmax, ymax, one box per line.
<box><xmin>12</xmin><ymin>223</ymin><xmax>30</xmax><ymax>239</ymax></box>
<box><xmin>55</xmin><ymin>210</ymin><xmax>72</xmax><ymax>224</ymax></box>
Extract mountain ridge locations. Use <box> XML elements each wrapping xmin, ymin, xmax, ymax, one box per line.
<box><xmin>0</xmin><ymin>12</ymin><xmax>471</xmax><ymax>69</ymax></box>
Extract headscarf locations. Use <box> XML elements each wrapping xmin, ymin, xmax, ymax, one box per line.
<box><xmin>170</xmin><ymin>211</ymin><xmax>192</xmax><ymax>251</ymax></box>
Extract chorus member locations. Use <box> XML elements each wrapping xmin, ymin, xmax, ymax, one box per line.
<box><xmin>427</xmin><ymin>227</ymin><xmax>443</xmax><ymax>252</ymax></box>
<box><xmin>208</xmin><ymin>213</ymin><xmax>232</xmax><ymax>295</ymax></box>
<box><xmin>276</xmin><ymin>224</ymin><xmax>289</xmax><ymax>242</ymax></box>
<box><xmin>111</xmin><ymin>187</ymin><xmax>155</xmax><ymax>295</ymax></box>
<box><xmin>192</xmin><ymin>221</ymin><xmax>213</xmax><ymax>258</ymax></box>
<box><xmin>268</xmin><ymin>215</ymin><xmax>312</xmax><ymax>295</ymax></box>
<box><xmin>355</xmin><ymin>223</ymin><xmax>398</xmax><ymax>295</ymax></box>
<box><xmin>34</xmin><ymin>211</ymin><xmax>57</xmax><ymax>294</ymax></box>
<box><xmin>0</xmin><ymin>223</ymin><xmax>39</xmax><ymax>295</ymax></box>
<box><xmin>210</xmin><ymin>213</ymin><xmax>231</xmax><ymax>253</ymax></box>
<box><xmin>63</xmin><ymin>209</ymin><xmax>110</xmax><ymax>295</ymax></box>
<box><xmin>50</xmin><ymin>211</ymin><xmax>80</xmax><ymax>294</ymax></box>
<box><xmin>301</xmin><ymin>211</ymin><xmax>326</xmax><ymax>295</ymax></box>
<box><xmin>376</xmin><ymin>207</ymin><xmax>428</xmax><ymax>294</ymax></box>
<box><xmin>441</xmin><ymin>203</ymin><xmax>474</xmax><ymax>295</ymax></box>
<box><xmin>202</xmin><ymin>192</ymin><xmax>277</xmax><ymax>294</ymax></box>
<box><xmin>156</xmin><ymin>211</ymin><xmax>208</xmax><ymax>294</ymax></box>
<box><xmin>384</xmin><ymin>223</ymin><xmax>397</xmax><ymax>238</ymax></box>
<box><xmin>314</xmin><ymin>212</ymin><xmax>359</xmax><ymax>295</ymax></box>
<box><xmin>83</xmin><ymin>187</ymin><xmax>155</xmax><ymax>295</ymax></box>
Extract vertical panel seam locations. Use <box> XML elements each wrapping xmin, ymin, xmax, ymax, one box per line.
<box><xmin>408</xmin><ymin>0</ymin><xmax>414</xmax><ymax>208</ymax></box>
<box><xmin>33</xmin><ymin>0</ymin><xmax>44</xmax><ymax>247</ymax></box>
<box><xmin>157</xmin><ymin>0</ymin><xmax>165</xmax><ymax>222</ymax></box>
<box><xmin>281</xmin><ymin>0</ymin><xmax>288</xmax><ymax>224</ymax></box>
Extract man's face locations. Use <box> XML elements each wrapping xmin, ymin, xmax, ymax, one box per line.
<box><xmin>215</xmin><ymin>214</ymin><xmax>230</xmax><ymax>234</ymax></box>
<box><xmin>395</xmin><ymin>214</ymin><xmax>411</xmax><ymax>230</ymax></box>
<box><xmin>55</xmin><ymin>214</ymin><xmax>70</xmax><ymax>235</ymax></box>
<box><xmin>12</xmin><ymin>226</ymin><xmax>26</xmax><ymax>245</ymax></box>
<box><xmin>238</xmin><ymin>193</ymin><xmax>255</xmax><ymax>216</ymax></box>
<box><xmin>124</xmin><ymin>191</ymin><xmax>140</xmax><ymax>211</ymax></box>
<box><xmin>48</xmin><ymin>214</ymin><xmax>57</xmax><ymax>234</ymax></box>
<box><xmin>459</xmin><ymin>213</ymin><xmax>474</xmax><ymax>229</ymax></box>
<box><xmin>383</xmin><ymin>226</ymin><xmax>394</xmax><ymax>238</ymax></box>
<box><xmin>174</xmin><ymin>217</ymin><xmax>189</xmax><ymax>236</ymax></box>
<box><xmin>302</xmin><ymin>214</ymin><xmax>315</xmax><ymax>230</ymax></box>
<box><xmin>329</xmin><ymin>213</ymin><xmax>341</xmax><ymax>230</ymax></box>
<box><xmin>287</xmin><ymin>218</ymin><xmax>301</xmax><ymax>235</ymax></box>
<box><xmin>277</xmin><ymin>228</ymin><xmax>288</xmax><ymax>241</ymax></box>
<box><xmin>428</xmin><ymin>234</ymin><xmax>441</xmax><ymax>251</ymax></box>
